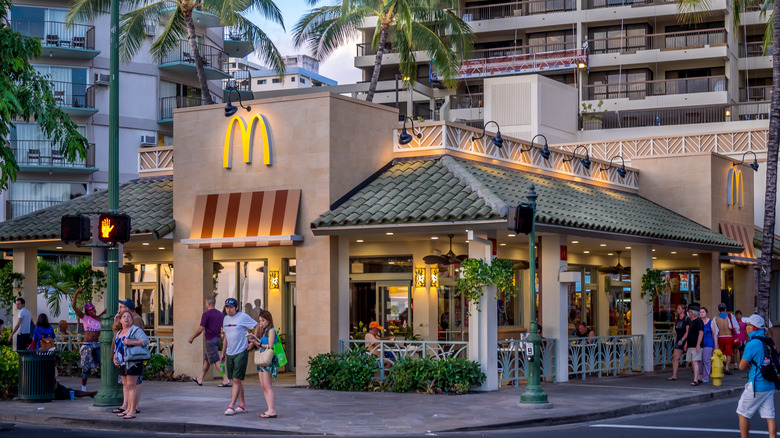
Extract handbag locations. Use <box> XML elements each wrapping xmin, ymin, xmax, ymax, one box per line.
<box><xmin>254</xmin><ymin>348</ymin><xmax>274</xmax><ymax>367</ymax></box>
<box><xmin>40</xmin><ymin>336</ymin><xmax>55</xmax><ymax>351</ymax></box>
<box><xmin>274</xmin><ymin>341</ymin><xmax>288</xmax><ymax>367</ymax></box>
<box><xmin>125</xmin><ymin>345</ymin><xmax>151</xmax><ymax>362</ymax></box>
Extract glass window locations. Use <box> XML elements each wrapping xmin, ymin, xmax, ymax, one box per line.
<box><xmin>158</xmin><ymin>264</ymin><xmax>173</xmax><ymax>326</ymax></box>
<box><xmin>239</xmin><ymin>261</ymin><xmax>267</xmax><ymax>320</ymax></box>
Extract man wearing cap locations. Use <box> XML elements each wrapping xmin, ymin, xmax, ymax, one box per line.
<box><xmin>73</xmin><ymin>288</ymin><xmax>106</xmax><ymax>391</ymax></box>
<box><xmin>220</xmin><ymin>297</ymin><xmax>258</xmax><ymax>415</ymax></box>
<box><xmin>365</xmin><ymin>321</ymin><xmax>395</xmax><ymax>367</ymax></box>
<box><xmin>189</xmin><ymin>297</ymin><xmax>230</xmax><ymax>387</ymax></box>
<box><xmin>686</xmin><ymin>306</ymin><xmax>705</xmax><ymax>386</ymax></box>
<box><xmin>737</xmin><ymin>314</ymin><xmax>777</xmax><ymax>438</ymax></box>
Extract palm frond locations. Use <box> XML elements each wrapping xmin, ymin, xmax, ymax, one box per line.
<box><xmin>676</xmin><ymin>0</ymin><xmax>712</xmax><ymax>24</ymax></box>
<box><xmin>232</xmin><ymin>14</ymin><xmax>285</xmax><ymax>77</ymax></box>
<box><xmin>118</xmin><ymin>1</ymin><xmax>172</xmax><ymax>63</ymax></box>
<box><xmin>148</xmin><ymin>6</ymin><xmax>189</xmax><ymax>63</ymax></box>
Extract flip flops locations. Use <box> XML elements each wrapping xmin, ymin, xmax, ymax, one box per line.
<box><xmin>192</xmin><ymin>377</ymin><xmax>202</xmax><ymax>386</ymax></box>
<box><xmin>690</xmin><ymin>381</ymin><xmax>701</xmax><ymax>386</ymax></box>
<box><xmin>259</xmin><ymin>413</ymin><xmax>277</xmax><ymax>418</ymax></box>
<box><xmin>217</xmin><ymin>383</ymin><xmax>232</xmax><ymax>388</ymax></box>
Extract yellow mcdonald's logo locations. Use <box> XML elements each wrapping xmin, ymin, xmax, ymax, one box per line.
<box><xmin>727</xmin><ymin>167</ymin><xmax>743</xmax><ymax>207</ymax></box>
<box><xmin>223</xmin><ymin>114</ymin><xmax>272</xmax><ymax>169</ymax></box>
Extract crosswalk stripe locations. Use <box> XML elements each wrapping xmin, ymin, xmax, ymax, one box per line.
<box><xmin>590</xmin><ymin>424</ymin><xmax>768</xmax><ymax>435</ymax></box>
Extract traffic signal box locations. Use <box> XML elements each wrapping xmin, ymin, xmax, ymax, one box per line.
<box><xmin>507</xmin><ymin>205</ymin><xmax>534</xmax><ymax>235</ymax></box>
<box><xmin>97</xmin><ymin>213</ymin><xmax>131</xmax><ymax>244</ymax></box>
<box><xmin>61</xmin><ymin>215</ymin><xmax>91</xmax><ymax>243</ymax></box>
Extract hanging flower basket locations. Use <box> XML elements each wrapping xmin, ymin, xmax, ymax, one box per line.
<box><xmin>456</xmin><ymin>258</ymin><xmax>516</xmax><ymax>315</ymax></box>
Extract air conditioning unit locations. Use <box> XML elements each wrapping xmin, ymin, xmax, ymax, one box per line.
<box><xmin>140</xmin><ymin>135</ymin><xmax>157</xmax><ymax>147</ymax></box>
<box><xmin>94</xmin><ymin>73</ymin><xmax>110</xmax><ymax>85</ymax></box>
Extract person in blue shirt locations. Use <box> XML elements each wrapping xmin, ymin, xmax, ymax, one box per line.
<box><xmin>737</xmin><ymin>314</ymin><xmax>777</xmax><ymax>438</ymax></box>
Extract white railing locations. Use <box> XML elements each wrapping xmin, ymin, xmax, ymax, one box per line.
<box><xmin>340</xmin><ymin>339</ymin><xmax>468</xmax><ymax>381</ymax></box>
<box><xmin>497</xmin><ymin>338</ymin><xmax>557</xmax><ymax>386</ymax></box>
<box><xmin>56</xmin><ymin>334</ymin><xmax>174</xmax><ymax>361</ymax></box>
<box><xmin>568</xmin><ymin>334</ymin><xmax>643</xmax><ymax>379</ymax></box>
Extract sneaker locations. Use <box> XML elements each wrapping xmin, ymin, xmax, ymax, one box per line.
<box><xmin>224</xmin><ymin>407</ymin><xmax>236</xmax><ymax>416</ymax></box>
<box><xmin>235</xmin><ymin>406</ymin><xmax>246</xmax><ymax>413</ymax></box>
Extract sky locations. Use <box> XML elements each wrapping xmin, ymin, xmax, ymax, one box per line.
<box><xmin>245</xmin><ymin>1</ymin><xmax>362</xmax><ymax>85</ymax></box>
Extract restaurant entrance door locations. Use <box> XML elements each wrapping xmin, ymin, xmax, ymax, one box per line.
<box><xmin>283</xmin><ymin>281</ymin><xmax>296</xmax><ymax>371</ymax></box>
<box><xmin>350</xmin><ymin>281</ymin><xmax>412</xmax><ymax>337</ymax></box>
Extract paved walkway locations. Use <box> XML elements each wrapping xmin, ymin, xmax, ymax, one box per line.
<box><xmin>0</xmin><ymin>369</ymin><xmax>752</xmax><ymax>435</ymax></box>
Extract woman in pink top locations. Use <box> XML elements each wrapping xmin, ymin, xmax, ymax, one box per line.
<box><xmin>73</xmin><ymin>288</ymin><xmax>105</xmax><ymax>391</ymax></box>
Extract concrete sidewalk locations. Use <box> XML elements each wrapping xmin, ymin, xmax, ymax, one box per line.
<box><xmin>0</xmin><ymin>369</ymin><xmax>751</xmax><ymax>436</ymax></box>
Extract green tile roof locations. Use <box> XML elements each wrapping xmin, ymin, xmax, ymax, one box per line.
<box><xmin>0</xmin><ymin>177</ymin><xmax>174</xmax><ymax>242</ymax></box>
<box><xmin>312</xmin><ymin>156</ymin><xmax>741</xmax><ymax>250</ymax></box>
<box><xmin>754</xmin><ymin>228</ymin><xmax>780</xmax><ymax>258</ymax></box>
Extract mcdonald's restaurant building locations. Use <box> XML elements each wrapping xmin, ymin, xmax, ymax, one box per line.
<box><xmin>0</xmin><ymin>92</ymin><xmax>763</xmax><ymax>388</ymax></box>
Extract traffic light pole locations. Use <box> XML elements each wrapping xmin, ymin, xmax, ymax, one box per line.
<box><xmin>93</xmin><ymin>0</ymin><xmax>122</xmax><ymax>406</ymax></box>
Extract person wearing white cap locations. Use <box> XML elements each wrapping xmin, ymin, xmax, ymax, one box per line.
<box><xmin>737</xmin><ymin>313</ymin><xmax>777</xmax><ymax>438</ymax></box>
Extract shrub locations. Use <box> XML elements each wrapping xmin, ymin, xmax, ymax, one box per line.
<box><xmin>434</xmin><ymin>357</ymin><xmax>485</xmax><ymax>394</ymax></box>
<box><xmin>307</xmin><ymin>347</ymin><xmax>377</xmax><ymax>391</ymax></box>
<box><xmin>143</xmin><ymin>354</ymin><xmax>173</xmax><ymax>381</ymax></box>
<box><xmin>57</xmin><ymin>350</ymin><xmax>82</xmax><ymax>377</ymax></box>
<box><xmin>386</xmin><ymin>357</ymin><xmax>485</xmax><ymax>394</ymax></box>
<box><xmin>0</xmin><ymin>346</ymin><xmax>18</xmax><ymax>399</ymax></box>
<box><xmin>386</xmin><ymin>357</ymin><xmax>437</xmax><ymax>393</ymax></box>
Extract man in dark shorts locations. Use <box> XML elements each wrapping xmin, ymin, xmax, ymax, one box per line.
<box><xmin>189</xmin><ymin>297</ymin><xmax>230</xmax><ymax>387</ymax></box>
<box><xmin>220</xmin><ymin>298</ymin><xmax>258</xmax><ymax>415</ymax></box>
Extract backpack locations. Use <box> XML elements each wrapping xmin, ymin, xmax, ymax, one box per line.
<box><xmin>750</xmin><ymin>336</ymin><xmax>780</xmax><ymax>390</ymax></box>
<box><xmin>40</xmin><ymin>336</ymin><xmax>55</xmax><ymax>351</ymax></box>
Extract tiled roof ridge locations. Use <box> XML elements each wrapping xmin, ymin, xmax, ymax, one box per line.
<box><xmin>439</xmin><ymin>155</ymin><xmax>508</xmax><ymax>217</ymax></box>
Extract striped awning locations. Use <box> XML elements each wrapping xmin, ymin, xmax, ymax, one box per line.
<box><xmin>182</xmin><ymin>189</ymin><xmax>302</xmax><ymax>248</ymax></box>
<box><xmin>719</xmin><ymin>222</ymin><xmax>756</xmax><ymax>265</ymax></box>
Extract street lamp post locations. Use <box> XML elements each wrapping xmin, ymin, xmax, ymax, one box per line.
<box><xmin>520</xmin><ymin>183</ymin><xmax>549</xmax><ymax>405</ymax></box>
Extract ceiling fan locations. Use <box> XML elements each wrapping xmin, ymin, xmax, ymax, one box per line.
<box><xmin>423</xmin><ymin>234</ymin><xmax>467</xmax><ymax>265</ymax></box>
<box><xmin>597</xmin><ymin>250</ymin><xmax>630</xmax><ymax>274</ymax></box>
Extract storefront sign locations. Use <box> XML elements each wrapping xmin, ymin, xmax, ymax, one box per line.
<box><xmin>223</xmin><ymin>114</ymin><xmax>272</xmax><ymax>169</ymax></box>
<box><xmin>727</xmin><ymin>167</ymin><xmax>743</xmax><ymax>207</ymax></box>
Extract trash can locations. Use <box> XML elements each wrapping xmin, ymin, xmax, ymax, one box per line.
<box><xmin>17</xmin><ymin>350</ymin><xmax>56</xmax><ymax>402</ymax></box>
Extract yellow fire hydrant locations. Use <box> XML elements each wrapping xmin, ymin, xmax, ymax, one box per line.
<box><xmin>711</xmin><ymin>349</ymin><xmax>725</xmax><ymax>387</ymax></box>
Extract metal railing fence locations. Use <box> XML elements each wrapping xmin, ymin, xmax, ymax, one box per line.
<box><xmin>340</xmin><ymin>339</ymin><xmax>468</xmax><ymax>381</ymax></box>
<box><xmin>568</xmin><ymin>335</ymin><xmax>643</xmax><ymax>379</ymax></box>
<box><xmin>497</xmin><ymin>338</ymin><xmax>557</xmax><ymax>387</ymax></box>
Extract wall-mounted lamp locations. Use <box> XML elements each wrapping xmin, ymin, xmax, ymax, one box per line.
<box><xmin>398</xmin><ymin>116</ymin><xmax>422</xmax><ymax>145</ymax></box>
<box><xmin>563</xmin><ymin>145</ymin><xmax>591</xmax><ymax>170</ymax></box>
<box><xmin>734</xmin><ymin>151</ymin><xmax>759</xmax><ymax>171</ymax></box>
<box><xmin>600</xmin><ymin>155</ymin><xmax>627</xmax><ymax>178</ymax></box>
<box><xmin>577</xmin><ymin>60</ymin><xmax>587</xmax><ymax>69</ymax></box>
<box><xmin>531</xmin><ymin>134</ymin><xmax>551</xmax><ymax>160</ymax></box>
<box><xmin>431</xmin><ymin>267</ymin><xmax>439</xmax><ymax>288</ymax></box>
<box><xmin>269</xmin><ymin>270</ymin><xmax>280</xmax><ymax>289</ymax></box>
<box><xmin>224</xmin><ymin>86</ymin><xmax>251</xmax><ymax>117</ymax></box>
<box><xmin>415</xmin><ymin>267</ymin><xmax>426</xmax><ymax>287</ymax></box>
<box><xmin>472</xmin><ymin>121</ymin><xmax>503</xmax><ymax>148</ymax></box>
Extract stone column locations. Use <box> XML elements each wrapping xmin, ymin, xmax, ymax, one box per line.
<box><xmin>699</xmin><ymin>253</ymin><xmax>721</xmax><ymax>311</ymax></box>
<box><xmin>540</xmin><ymin>235</ymin><xmax>568</xmax><ymax>383</ymax></box>
<box><xmin>595</xmin><ymin>273</ymin><xmax>610</xmax><ymax>337</ymax></box>
<box><xmin>734</xmin><ymin>265</ymin><xmax>755</xmax><ymax>315</ymax></box>
<box><xmin>630</xmin><ymin>245</ymin><xmax>653</xmax><ymax>372</ymax></box>
<box><xmin>172</xmin><ymin>244</ymin><xmax>213</xmax><ymax>377</ymax></box>
<box><xmin>338</xmin><ymin>236</ymin><xmax>350</xmax><ymax>342</ymax></box>
<box><xmin>413</xmin><ymin>247</ymin><xmax>438</xmax><ymax>341</ymax></box>
<box><xmin>467</xmin><ymin>232</ymin><xmax>498</xmax><ymax>391</ymax></box>
<box><xmin>13</xmin><ymin>247</ymin><xmax>37</xmax><ymax>322</ymax></box>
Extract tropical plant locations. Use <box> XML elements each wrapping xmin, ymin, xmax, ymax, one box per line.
<box><xmin>294</xmin><ymin>0</ymin><xmax>474</xmax><ymax>103</ymax></box>
<box><xmin>0</xmin><ymin>0</ymin><xmax>88</xmax><ymax>190</ymax></box>
<box><xmin>385</xmin><ymin>356</ymin><xmax>484</xmax><ymax>394</ymax></box>
<box><xmin>677</xmin><ymin>0</ymin><xmax>776</xmax><ymax>323</ymax></box>
<box><xmin>640</xmin><ymin>268</ymin><xmax>667</xmax><ymax>304</ymax></box>
<box><xmin>0</xmin><ymin>264</ymin><xmax>24</xmax><ymax>316</ymax></box>
<box><xmin>0</xmin><ymin>346</ymin><xmax>19</xmax><ymax>399</ymax></box>
<box><xmin>580</xmin><ymin>100</ymin><xmax>605</xmax><ymax>120</ymax></box>
<box><xmin>38</xmin><ymin>258</ymin><xmax>106</xmax><ymax>317</ymax></box>
<box><xmin>456</xmin><ymin>258</ymin><xmax>516</xmax><ymax>314</ymax></box>
<box><xmin>307</xmin><ymin>346</ymin><xmax>377</xmax><ymax>391</ymax></box>
<box><xmin>67</xmin><ymin>0</ymin><xmax>286</xmax><ymax>106</ymax></box>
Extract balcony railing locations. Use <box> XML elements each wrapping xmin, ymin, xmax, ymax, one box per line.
<box><xmin>740</xmin><ymin>86</ymin><xmax>772</xmax><ymax>101</ymax></box>
<box><xmin>158</xmin><ymin>41</ymin><xmax>228</xmax><ymax>71</ymax></box>
<box><xmin>10</xmin><ymin>140</ymin><xmax>95</xmax><ymax>168</ymax></box>
<box><xmin>584</xmin><ymin>75</ymin><xmax>727</xmax><ymax>100</ymax></box>
<box><xmin>356</xmin><ymin>42</ymin><xmax>394</xmax><ymax>57</ymax></box>
<box><xmin>7</xmin><ymin>200</ymin><xmax>62</xmax><ymax>219</ymax></box>
<box><xmin>10</xmin><ymin>20</ymin><xmax>96</xmax><ymax>50</ymax></box>
<box><xmin>587</xmin><ymin>28</ymin><xmax>726</xmax><ymax>54</ymax></box>
<box><xmin>461</xmin><ymin>0</ymin><xmax>575</xmax><ymax>21</ymax></box>
<box><xmin>223</xmin><ymin>69</ymin><xmax>253</xmax><ymax>91</ymax></box>
<box><xmin>159</xmin><ymin>95</ymin><xmax>203</xmax><ymax>121</ymax></box>
<box><xmin>50</xmin><ymin>81</ymin><xmax>96</xmax><ymax>109</ymax></box>
<box><xmin>448</xmin><ymin>43</ymin><xmax>584</xmax><ymax>79</ymax></box>
<box><xmin>578</xmin><ymin>101</ymin><xmax>769</xmax><ymax>130</ymax></box>
<box><xmin>739</xmin><ymin>41</ymin><xmax>772</xmax><ymax>57</ymax></box>
<box><xmin>586</xmin><ymin>0</ymin><xmax>676</xmax><ymax>9</ymax></box>
<box><xmin>451</xmin><ymin>93</ymin><xmax>484</xmax><ymax>109</ymax></box>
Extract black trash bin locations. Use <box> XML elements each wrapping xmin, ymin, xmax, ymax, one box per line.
<box><xmin>17</xmin><ymin>350</ymin><xmax>56</xmax><ymax>402</ymax></box>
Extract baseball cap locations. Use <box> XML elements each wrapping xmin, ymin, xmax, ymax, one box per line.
<box><xmin>84</xmin><ymin>302</ymin><xmax>95</xmax><ymax>311</ymax></box>
<box><xmin>118</xmin><ymin>298</ymin><xmax>135</xmax><ymax>310</ymax></box>
<box><xmin>225</xmin><ymin>298</ymin><xmax>238</xmax><ymax>308</ymax></box>
<box><xmin>745</xmin><ymin>314</ymin><xmax>767</xmax><ymax>330</ymax></box>
<box><xmin>369</xmin><ymin>321</ymin><xmax>383</xmax><ymax>330</ymax></box>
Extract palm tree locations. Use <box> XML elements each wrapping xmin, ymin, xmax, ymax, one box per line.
<box><xmin>67</xmin><ymin>0</ymin><xmax>286</xmax><ymax>106</ymax></box>
<box><xmin>293</xmin><ymin>0</ymin><xmax>474</xmax><ymax>103</ymax></box>
<box><xmin>38</xmin><ymin>258</ymin><xmax>106</xmax><ymax>317</ymax></box>
<box><xmin>678</xmin><ymin>0</ymin><xmax>776</xmax><ymax>322</ymax></box>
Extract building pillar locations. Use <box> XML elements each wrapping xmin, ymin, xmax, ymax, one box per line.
<box><xmin>630</xmin><ymin>245</ymin><xmax>653</xmax><ymax>372</ymax></box>
<box><xmin>595</xmin><ymin>273</ymin><xmax>610</xmax><ymax>336</ymax></box>
<box><xmin>13</xmin><ymin>247</ymin><xmax>37</xmax><ymax>321</ymax></box>
<box><xmin>467</xmin><ymin>232</ymin><xmax>498</xmax><ymax>391</ymax></box>
<box><xmin>172</xmin><ymin>244</ymin><xmax>212</xmax><ymax>377</ymax></box>
<box><xmin>540</xmin><ymin>235</ymin><xmax>568</xmax><ymax>383</ymax></box>
<box><xmin>699</xmin><ymin>253</ymin><xmax>721</xmax><ymax>311</ymax></box>
<box><xmin>267</xmin><ymin>255</ymin><xmax>283</xmax><ymax>335</ymax></box>
<box><xmin>412</xmin><ymin>247</ymin><xmax>438</xmax><ymax>341</ymax></box>
<box><xmin>734</xmin><ymin>265</ymin><xmax>755</xmax><ymax>315</ymax></box>
<box><xmin>338</xmin><ymin>236</ymin><xmax>350</xmax><ymax>342</ymax></box>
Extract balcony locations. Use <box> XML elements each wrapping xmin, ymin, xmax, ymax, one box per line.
<box><xmin>223</xmin><ymin>28</ymin><xmax>254</xmax><ymax>58</ymax></box>
<box><xmin>223</xmin><ymin>71</ymin><xmax>253</xmax><ymax>101</ymax></box>
<box><xmin>461</xmin><ymin>0</ymin><xmax>575</xmax><ymax>21</ymax></box>
<box><xmin>158</xmin><ymin>41</ymin><xmax>230</xmax><ymax>80</ymax></box>
<box><xmin>10</xmin><ymin>20</ymin><xmax>99</xmax><ymax>59</ymax></box>
<box><xmin>159</xmin><ymin>95</ymin><xmax>203</xmax><ymax>123</ymax></box>
<box><xmin>6</xmin><ymin>200</ymin><xmax>63</xmax><ymax>220</ymax></box>
<box><xmin>587</xmin><ymin>28</ymin><xmax>726</xmax><ymax>54</ymax></box>
<box><xmin>584</xmin><ymin>75</ymin><xmax>727</xmax><ymax>100</ymax></box>
<box><xmin>578</xmin><ymin>101</ymin><xmax>768</xmax><ymax>130</ymax></box>
<box><xmin>739</xmin><ymin>41</ymin><xmax>772</xmax><ymax>57</ymax></box>
<box><xmin>740</xmin><ymin>86</ymin><xmax>772</xmax><ymax>102</ymax></box>
<box><xmin>451</xmin><ymin>93</ymin><xmax>484</xmax><ymax>109</ymax></box>
<box><xmin>585</xmin><ymin>0</ymin><xmax>676</xmax><ymax>9</ymax></box>
<box><xmin>10</xmin><ymin>140</ymin><xmax>96</xmax><ymax>173</ymax></box>
<box><xmin>50</xmin><ymin>81</ymin><xmax>98</xmax><ymax>116</ymax></box>
<box><xmin>439</xmin><ymin>42</ymin><xmax>584</xmax><ymax>80</ymax></box>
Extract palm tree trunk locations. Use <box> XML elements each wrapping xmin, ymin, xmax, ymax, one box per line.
<box><xmin>183</xmin><ymin>12</ymin><xmax>213</xmax><ymax>106</ymax></box>
<box><xmin>366</xmin><ymin>25</ymin><xmax>389</xmax><ymax>103</ymax></box>
<box><xmin>757</xmin><ymin>1</ymin><xmax>780</xmax><ymax>323</ymax></box>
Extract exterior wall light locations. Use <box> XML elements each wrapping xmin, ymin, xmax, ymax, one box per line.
<box><xmin>735</xmin><ymin>150</ymin><xmax>759</xmax><ymax>171</ymax></box>
<box><xmin>600</xmin><ymin>155</ymin><xmax>627</xmax><ymax>178</ymax></box>
<box><xmin>430</xmin><ymin>267</ymin><xmax>439</xmax><ymax>288</ymax></box>
<box><xmin>399</xmin><ymin>116</ymin><xmax>422</xmax><ymax>145</ymax></box>
<box><xmin>472</xmin><ymin>120</ymin><xmax>503</xmax><ymax>148</ymax></box>
<box><xmin>563</xmin><ymin>145</ymin><xmax>591</xmax><ymax>170</ymax></box>
<box><xmin>224</xmin><ymin>86</ymin><xmax>251</xmax><ymax>117</ymax></box>
<box><xmin>269</xmin><ymin>270</ymin><xmax>280</xmax><ymax>289</ymax></box>
<box><xmin>531</xmin><ymin>134</ymin><xmax>550</xmax><ymax>160</ymax></box>
<box><xmin>415</xmin><ymin>267</ymin><xmax>426</xmax><ymax>287</ymax></box>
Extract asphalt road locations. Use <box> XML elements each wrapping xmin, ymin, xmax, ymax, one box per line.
<box><xmin>1</xmin><ymin>394</ymin><xmax>777</xmax><ymax>437</ymax></box>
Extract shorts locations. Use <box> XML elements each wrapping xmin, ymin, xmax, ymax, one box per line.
<box><xmin>737</xmin><ymin>383</ymin><xmax>776</xmax><ymax>419</ymax></box>
<box><xmin>673</xmin><ymin>342</ymin><xmax>685</xmax><ymax>351</ymax></box>
<box><xmin>686</xmin><ymin>347</ymin><xmax>703</xmax><ymax>362</ymax></box>
<box><xmin>226</xmin><ymin>350</ymin><xmax>248</xmax><ymax>380</ymax></box>
<box><xmin>80</xmin><ymin>342</ymin><xmax>101</xmax><ymax>378</ymax></box>
<box><xmin>718</xmin><ymin>336</ymin><xmax>734</xmax><ymax>356</ymax></box>
<box><xmin>204</xmin><ymin>337</ymin><xmax>221</xmax><ymax>364</ymax></box>
<box><xmin>119</xmin><ymin>362</ymin><xmax>144</xmax><ymax>377</ymax></box>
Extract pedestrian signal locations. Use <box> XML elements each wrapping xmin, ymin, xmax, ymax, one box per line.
<box><xmin>97</xmin><ymin>213</ymin><xmax>131</xmax><ymax>244</ymax></box>
<box><xmin>61</xmin><ymin>215</ymin><xmax>91</xmax><ymax>243</ymax></box>
<box><xmin>507</xmin><ymin>205</ymin><xmax>534</xmax><ymax>235</ymax></box>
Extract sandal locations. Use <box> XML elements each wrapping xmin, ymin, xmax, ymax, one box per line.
<box><xmin>112</xmin><ymin>408</ymin><xmax>126</xmax><ymax>414</ymax></box>
<box><xmin>690</xmin><ymin>381</ymin><xmax>700</xmax><ymax>386</ymax></box>
<box><xmin>259</xmin><ymin>413</ymin><xmax>277</xmax><ymax>418</ymax></box>
<box><xmin>667</xmin><ymin>377</ymin><xmax>678</xmax><ymax>381</ymax></box>
<box><xmin>122</xmin><ymin>414</ymin><xmax>136</xmax><ymax>420</ymax></box>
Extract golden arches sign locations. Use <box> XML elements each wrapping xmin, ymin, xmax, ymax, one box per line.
<box><xmin>727</xmin><ymin>167</ymin><xmax>743</xmax><ymax>207</ymax></box>
<box><xmin>223</xmin><ymin>114</ymin><xmax>272</xmax><ymax>168</ymax></box>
